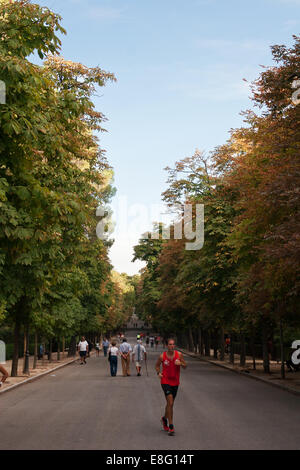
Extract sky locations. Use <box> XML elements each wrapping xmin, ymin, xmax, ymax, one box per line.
<box><xmin>36</xmin><ymin>0</ymin><xmax>299</xmax><ymax>275</ymax></box>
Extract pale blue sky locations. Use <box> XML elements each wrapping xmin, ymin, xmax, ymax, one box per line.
<box><xmin>36</xmin><ymin>0</ymin><xmax>299</xmax><ymax>274</ymax></box>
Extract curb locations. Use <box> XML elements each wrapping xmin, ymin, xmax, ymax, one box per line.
<box><xmin>178</xmin><ymin>348</ymin><xmax>300</xmax><ymax>397</ymax></box>
<box><xmin>0</xmin><ymin>356</ymin><xmax>79</xmax><ymax>395</ymax></box>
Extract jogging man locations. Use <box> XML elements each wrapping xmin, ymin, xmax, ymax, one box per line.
<box><xmin>132</xmin><ymin>339</ymin><xmax>147</xmax><ymax>376</ymax></box>
<box><xmin>77</xmin><ymin>336</ymin><xmax>89</xmax><ymax>364</ymax></box>
<box><xmin>155</xmin><ymin>338</ymin><xmax>187</xmax><ymax>436</ymax></box>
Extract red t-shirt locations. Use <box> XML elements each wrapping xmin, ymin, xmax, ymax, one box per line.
<box><xmin>161</xmin><ymin>350</ymin><xmax>180</xmax><ymax>386</ymax></box>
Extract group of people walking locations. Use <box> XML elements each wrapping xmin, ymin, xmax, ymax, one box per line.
<box><xmin>107</xmin><ymin>337</ymin><xmax>147</xmax><ymax>377</ymax></box>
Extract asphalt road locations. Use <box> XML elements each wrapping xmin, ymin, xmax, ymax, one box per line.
<box><xmin>0</xmin><ymin>331</ymin><xmax>299</xmax><ymax>450</ymax></box>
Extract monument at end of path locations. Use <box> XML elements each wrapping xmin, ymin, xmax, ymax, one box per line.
<box><xmin>126</xmin><ymin>311</ymin><xmax>150</xmax><ymax>330</ymax></box>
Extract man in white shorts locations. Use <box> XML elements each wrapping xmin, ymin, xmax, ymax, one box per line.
<box><xmin>132</xmin><ymin>339</ymin><xmax>147</xmax><ymax>376</ymax></box>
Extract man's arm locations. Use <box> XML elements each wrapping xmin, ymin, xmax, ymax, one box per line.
<box><xmin>178</xmin><ymin>352</ymin><xmax>187</xmax><ymax>369</ymax></box>
<box><xmin>155</xmin><ymin>353</ymin><xmax>163</xmax><ymax>377</ymax></box>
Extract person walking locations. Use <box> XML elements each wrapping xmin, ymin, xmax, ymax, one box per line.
<box><xmin>108</xmin><ymin>341</ymin><xmax>119</xmax><ymax>376</ymax></box>
<box><xmin>150</xmin><ymin>336</ymin><xmax>154</xmax><ymax>348</ymax></box>
<box><xmin>155</xmin><ymin>338</ymin><xmax>187</xmax><ymax>436</ymax></box>
<box><xmin>132</xmin><ymin>339</ymin><xmax>147</xmax><ymax>376</ymax></box>
<box><xmin>38</xmin><ymin>343</ymin><xmax>44</xmax><ymax>360</ymax></box>
<box><xmin>119</xmin><ymin>338</ymin><xmax>132</xmax><ymax>376</ymax></box>
<box><xmin>102</xmin><ymin>338</ymin><xmax>109</xmax><ymax>357</ymax></box>
<box><xmin>77</xmin><ymin>336</ymin><xmax>89</xmax><ymax>364</ymax></box>
<box><xmin>95</xmin><ymin>341</ymin><xmax>100</xmax><ymax>357</ymax></box>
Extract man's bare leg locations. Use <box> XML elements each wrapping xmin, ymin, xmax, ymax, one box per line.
<box><xmin>0</xmin><ymin>365</ymin><xmax>9</xmax><ymax>384</ymax></box>
<box><xmin>164</xmin><ymin>395</ymin><xmax>174</xmax><ymax>425</ymax></box>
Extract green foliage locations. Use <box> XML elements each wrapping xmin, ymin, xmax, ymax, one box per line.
<box><xmin>0</xmin><ymin>1</ymin><xmax>121</xmax><ymax>371</ymax></box>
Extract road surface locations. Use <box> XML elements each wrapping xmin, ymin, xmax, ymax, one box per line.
<box><xmin>0</xmin><ymin>332</ymin><xmax>299</xmax><ymax>450</ymax></box>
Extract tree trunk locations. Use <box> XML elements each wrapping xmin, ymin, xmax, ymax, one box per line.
<box><xmin>68</xmin><ymin>336</ymin><xmax>77</xmax><ymax>357</ymax></box>
<box><xmin>262</xmin><ymin>322</ymin><xmax>270</xmax><ymax>373</ymax></box>
<box><xmin>219</xmin><ymin>327</ymin><xmax>225</xmax><ymax>361</ymax></box>
<box><xmin>198</xmin><ymin>328</ymin><xmax>203</xmax><ymax>355</ymax></box>
<box><xmin>213</xmin><ymin>330</ymin><xmax>218</xmax><ymax>359</ymax></box>
<box><xmin>23</xmin><ymin>326</ymin><xmax>30</xmax><ymax>375</ymax></box>
<box><xmin>240</xmin><ymin>333</ymin><xmax>246</xmax><ymax>367</ymax></box>
<box><xmin>192</xmin><ymin>330</ymin><xmax>198</xmax><ymax>353</ymax></box>
<box><xmin>48</xmin><ymin>339</ymin><xmax>52</xmax><ymax>362</ymax></box>
<box><xmin>230</xmin><ymin>334</ymin><xmax>234</xmax><ymax>364</ymax></box>
<box><xmin>33</xmin><ymin>331</ymin><xmax>38</xmax><ymax>369</ymax></box>
<box><xmin>279</xmin><ymin>320</ymin><xmax>285</xmax><ymax>380</ymax></box>
<box><xmin>11</xmin><ymin>319</ymin><xmax>20</xmax><ymax>377</ymax></box>
<box><xmin>188</xmin><ymin>326</ymin><xmax>194</xmax><ymax>352</ymax></box>
<box><xmin>57</xmin><ymin>338</ymin><xmax>60</xmax><ymax>361</ymax></box>
<box><xmin>251</xmin><ymin>331</ymin><xmax>256</xmax><ymax>370</ymax></box>
<box><xmin>62</xmin><ymin>337</ymin><xmax>65</xmax><ymax>358</ymax></box>
<box><xmin>204</xmin><ymin>330</ymin><xmax>210</xmax><ymax>357</ymax></box>
<box><xmin>22</xmin><ymin>329</ymin><xmax>26</xmax><ymax>372</ymax></box>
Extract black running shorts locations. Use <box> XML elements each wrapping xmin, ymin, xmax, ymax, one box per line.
<box><xmin>161</xmin><ymin>384</ymin><xmax>178</xmax><ymax>399</ymax></box>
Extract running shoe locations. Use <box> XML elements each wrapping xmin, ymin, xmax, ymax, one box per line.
<box><xmin>161</xmin><ymin>416</ymin><xmax>169</xmax><ymax>432</ymax></box>
<box><xmin>168</xmin><ymin>424</ymin><xmax>175</xmax><ymax>436</ymax></box>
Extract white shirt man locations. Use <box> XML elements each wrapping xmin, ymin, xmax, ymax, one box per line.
<box><xmin>78</xmin><ymin>337</ymin><xmax>89</xmax><ymax>364</ymax></box>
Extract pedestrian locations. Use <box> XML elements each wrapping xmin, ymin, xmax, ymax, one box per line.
<box><xmin>77</xmin><ymin>336</ymin><xmax>89</xmax><ymax>364</ymax></box>
<box><xmin>155</xmin><ymin>336</ymin><xmax>159</xmax><ymax>350</ymax></box>
<box><xmin>146</xmin><ymin>335</ymin><xmax>149</xmax><ymax>346</ymax></box>
<box><xmin>38</xmin><ymin>343</ymin><xmax>44</xmax><ymax>360</ymax></box>
<box><xmin>155</xmin><ymin>338</ymin><xmax>187</xmax><ymax>436</ymax></box>
<box><xmin>102</xmin><ymin>337</ymin><xmax>109</xmax><ymax>357</ymax></box>
<box><xmin>225</xmin><ymin>336</ymin><xmax>230</xmax><ymax>354</ymax></box>
<box><xmin>0</xmin><ymin>364</ymin><xmax>8</xmax><ymax>388</ymax></box>
<box><xmin>132</xmin><ymin>339</ymin><xmax>147</xmax><ymax>376</ymax></box>
<box><xmin>95</xmin><ymin>341</ymin><xmax>100</xmax><ymax>357</ymax></box>
<box><xmin>150</xmin><ymin>335</ymin><xmax>154</xmax><ymax>348</ymax></box>
<box><xmin>119</xmin><ymin>337</ymin><xmax>132</xmax><ymax>376</ymax></box>
<box><xmin>108</xmin><ymin>341</ymin><xmax>119</xmax><ymax>376</ymax></box>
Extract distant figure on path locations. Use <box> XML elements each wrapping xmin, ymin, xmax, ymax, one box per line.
<box><xmin>132</xmin><ymin>339</ymin><xmax>147</xmax><ymax>376</ymax></box>
<box><xmin>119</xmin><ymin>338</ymin><xmax>132</xmax><ymax>376</ymax></box>
<box><xmin>78</xmin><ymin>336</ymin><xmax>89</xmax><ymax>365</ymax></box>
<box><xmin>38</xmin><ymin>343</ymin><xmax>44</xmax><ymax>360</ymax></box>
<box><xmin>95</xmin><ymin>341</ymin><xmax>100</xmax><ymax>356</ymax></box>
<box><xmin>102</xmin><ymin>338</ymin><xmax>109</xmax><ymax>357</ymax></box>
<box><xmin>108</xmin><ymin>341</ymin><xmax>119</xmax><ymax>376</ymax></box>
<box><xmin>155</xmin><ymin>338</ymin><xmax>187</xmax><ymax>436</ymax></box>
<box><xmin>150</xmin><ymin>336</ymin><xmax>154</xmax><ymax>348</ymax></box>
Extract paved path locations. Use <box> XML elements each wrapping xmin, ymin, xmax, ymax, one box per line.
<box><xmin>0</xmin><ymin>333</ymin><xmax>299</xmax><ymax>450</ymax></box>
